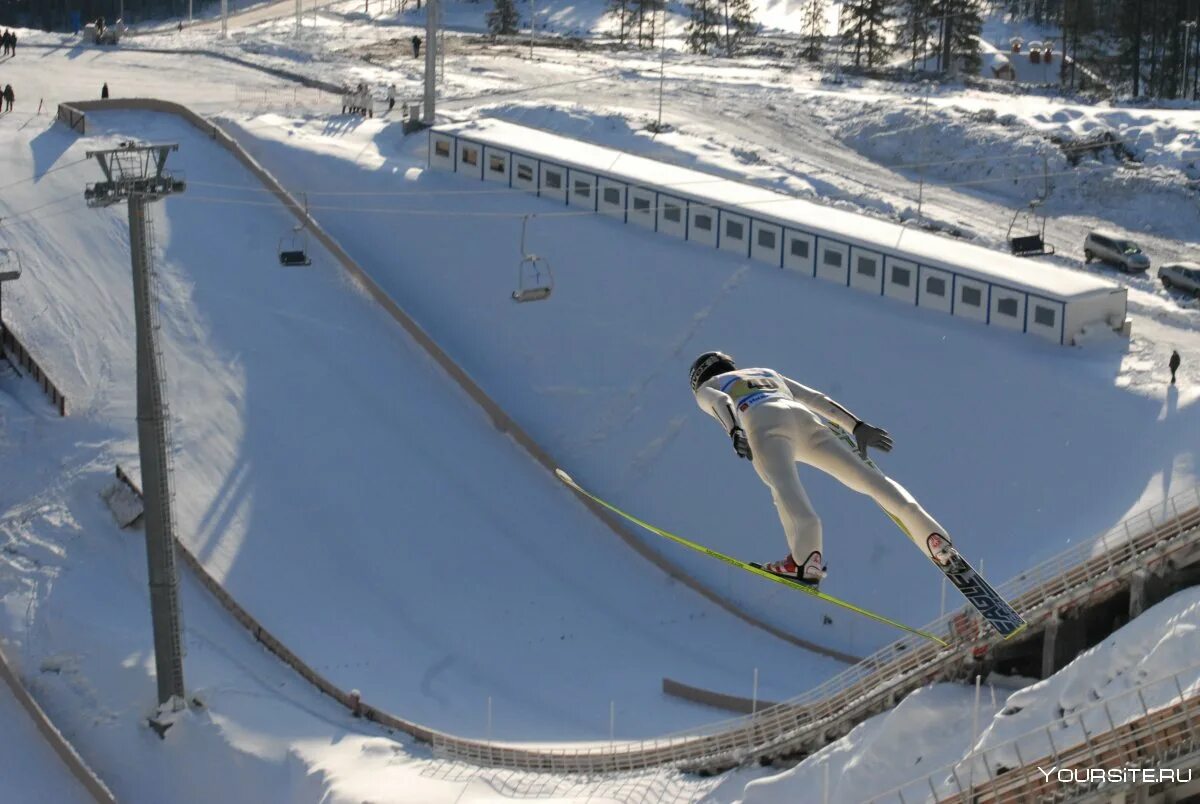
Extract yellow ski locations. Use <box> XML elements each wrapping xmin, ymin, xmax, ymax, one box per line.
<box><xmin>556</xmin><ymin>470</ymin><xmax>948</xmax><ymax>647</ymax></box>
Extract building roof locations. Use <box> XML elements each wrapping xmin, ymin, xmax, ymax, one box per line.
<box><xmin>435</xmin><ymin>118</ymin><xmax>1121</xmax><ymax>302</ymax></box>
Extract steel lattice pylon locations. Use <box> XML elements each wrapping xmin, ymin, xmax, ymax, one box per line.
<box><xmin>86</xmin><ymin>143</ymin><xmax>188</xmax><ymax>711</ymax></box>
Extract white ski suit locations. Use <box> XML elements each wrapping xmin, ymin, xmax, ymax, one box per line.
<box><xmin>694</xmin><ymin>368</ymin><xmax>948</xmax><ymax>563</ymax></box>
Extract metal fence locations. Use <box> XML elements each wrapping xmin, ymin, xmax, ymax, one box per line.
<box><xmin>1</xmin><ymin>317</ymin><xmax>68</xmax><ymax>415</ymax></box>
<box><xmin>866</xmin><ymin>663</ymin><xmax>1200</xmax><ymax>803</ymax></box>
<box><xmin>433</xmin><ymin>486</ymin><xmax>1200</xmax><ymax>773</ymax></box>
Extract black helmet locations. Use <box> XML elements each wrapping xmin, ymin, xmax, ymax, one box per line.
<box><xmin>689</xmin><ymin>351</ymin><xmax>736</xmax><ymax>392</ymax></box>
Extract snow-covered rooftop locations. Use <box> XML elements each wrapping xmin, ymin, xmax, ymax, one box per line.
<box><xmin>436</xmin><ymin>118</ymin><xmax>1121</xmax><ymax>301</ymax></box>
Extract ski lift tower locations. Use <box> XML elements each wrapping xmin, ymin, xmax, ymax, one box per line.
<box><xmin>84</xmin><ymin>143</ymin><xmax>188</xmax><ymax>716</ymax></box>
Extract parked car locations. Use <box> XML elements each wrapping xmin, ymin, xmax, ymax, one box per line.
<box><xmin>1158</xmin><ymin>262</ymin><xmax>1200</xmax><ymax>297</ymax></box>
<box><xmin>1083</xmin><ymin>230</ymin><xmax>1151</xmax><ymax>273</ymax></box>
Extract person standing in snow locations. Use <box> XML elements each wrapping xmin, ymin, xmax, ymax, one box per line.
<box><xmin>2</xmin><ymin>84</ymin><xmax>13</xmax><ymax>112</ymax></box>
<box><xmin>101</xmin><ymin>82</ymin><xmax>109</xmax><ymax>99</ymax></box>
<box><xmin>1170</xmin><ymin>350</ymin><xmax>1181</xmax><ymax>385</ymax></box>
<box><xmin>387</xmin><ymin>83</ymin><xmax>396</xmax><ymax>112</ymax></box>
<box><xmin>411</xmin><ymin>35</ymin><xmax>421</xmax><ymax>58</ymax></box>
<box><xmin>690</xmin><ymin>351</ymin><xmax>955</xmax><ymax>587</ymax></box>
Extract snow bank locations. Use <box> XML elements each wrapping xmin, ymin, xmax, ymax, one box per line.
<box><xmin>958</xmin><ymin>587</ymin><xmax>1200</xmax><ymax>779</ymax></box>
<box><xmin>738</xmin><ymin>682</ymin><xmax>1006</xmax><ymax>804</ymax></box>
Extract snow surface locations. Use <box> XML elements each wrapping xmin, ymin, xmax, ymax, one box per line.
<box><xmin>0</xmin><ymin>656</ymin><xmax>96</xmax><ymax>804</ymax></box>
<box><xmin>221</xmin><ymin>104</ymin><xmax>1198</xmax><ymax>656</ymax></box>
<box><xmin>1</xmin><ymin>4</ymin><xmax>1199</xmax><ymax>802</ymax></box>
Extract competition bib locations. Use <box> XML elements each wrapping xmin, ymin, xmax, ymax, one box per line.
<box><xmin>721</xmin><ymin>373</ymin><xmax>787</xmax><ymax>412</ymax></box>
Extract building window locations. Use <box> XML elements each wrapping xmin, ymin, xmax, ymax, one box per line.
<box><xmin>574</xmin><ymin>179</ymin><xmax>591</xmax><ymax>198</ymax></box>
<box><xmin>663</xmin><ymin>203</ymin><xmax>682</xmax><ymax>223</ymax></box>
<box><xmin>516</xmin><ymin>163</ymin><xmax>534</xmax><ymax>182</ymax></box>
<box><xmin>997</xmin><ymin>297</ymin><xmax>1019</xmax><ymax>317</ymax></box>
<box><xmin>726</xmin><ymin>219</ymin><xmax>745</xmax><ymax>240</ymax></box>
<box><xmin>462</xmin><ymin>147</ymin><xmax>478</xmax><ymax>166</ymax></box>
<box><xmin>489</xmin><ymin>155</ymin><xmax>505</xmax><ymax>174</ymax></box>
<box><xmin>823</xmin><ymin>249</ymin><xmax>843</xmax><ymax>268</ymax></box>
<box><xmin>544</xmin><ymin>170</ymin><xmax>562</xmax><ymax>189</ymax></box>
<box><xmin>857</xmin><ymin>256</ymin><xmax>877</xmax><ymax>277</ymax></box>
<box><xmin>790</xmin><ymin>238</ymin><xmax>810</xmax><ymax>259</ymax></box>
<box><xmin>926</xmin><ymin>276</ymin><xmax>946</xmax><ymax>297</ymax></box>
<box><xmin>1034</xmin><ymin>305</ymin><xmax>1056</xmax><ymax>327</ymax></box>
<box><xmin>891</xmin><ymin>266</ymin><xmax>911</xmax><ymax>287</ymax></box>
<box><xmin>694</xmin><ymin>213</ymin><xmax>713</xmax><ymax>231</ymax></box>
<box><xmin>434</xmin><ymin>140</ymin><xmax>450</xmax><ymax>158</ymax></box>
<box><xmin>961</xmin><ymin>286</ymin><xmax>983</xmax><ymax>307</ymax></box>
<box><xmin>633</xmin><ymin>196</ymin><xmax>651</xmax><ymax>213</ymax></box>
<box><xmin>758</xmin><ymin>229</ymin><xmax>777</xmax><ymax>249</ymax></box>
<box><xmin>603</xmin><ymin>186</ymin><xmax>621</xmax><ymax>205</ymax></box>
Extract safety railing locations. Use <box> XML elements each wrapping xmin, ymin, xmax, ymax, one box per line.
<box><xmin>1</xmin><ymin>317</ymin><xmax>69</xmax><ymax>415</ymax></box>
<box><xmin>57</xmin><ymin>103</ymin><xmax>86</xmax><ymax>134</ymax></box>
<box><xmin>866</xmin><ymin>663</ymin><xmax>1200</xmax><ymax>803</ymax></box>
<box><xmin>432</xmin><ymin>486</ymin><xmax>1200</xmax><ymax>772</ymax></box>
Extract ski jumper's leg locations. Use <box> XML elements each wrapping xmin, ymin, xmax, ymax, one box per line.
<box><xmin>745</xmin><ymin>408</ymin><xmax>823</xmax><ymax>560</ymax></box>
<box><xmin>799</xmin><ymin>426</ymin><xmax>949</xmax><ymax>559</ymax></box>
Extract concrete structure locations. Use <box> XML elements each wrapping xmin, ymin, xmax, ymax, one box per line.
<box><xmin>429</xmin><ymin>119</ymin><xmax>1130</xmax><ymax>347</ymax></box>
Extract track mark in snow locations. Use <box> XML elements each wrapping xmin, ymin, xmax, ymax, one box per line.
<box><xmin>573</xmin><ymin>264</ymin><xmax>750</xmax><ymax>457</ymax></box>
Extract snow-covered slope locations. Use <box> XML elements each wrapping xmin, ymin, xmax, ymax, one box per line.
<box><xmin>1</xmin><ymin>103</ymin><xmax>839</xmax><ymax>742</ymax></box>
<box><xmin>0</xmin><ymin>666</ymin><xmax>97</xmax><ymax>804</ymax></box>
<box><xmin>223</xmin><ymin>107</ymin><xmax>1199</xmax><ymax>659</ymax></box>
<box><xmin>1</xmin><ymin>7</ymin><xmax>1199</xmax><ymax>801</ymax></box>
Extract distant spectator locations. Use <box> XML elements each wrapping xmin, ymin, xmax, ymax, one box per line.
<box><xmin>1170</xmin><ymin>350</ymin><xmax>1181</xmax><ymax>385</ymax></box>
<box><xmin>387</xmin><ymin>83</ymin><xmax>396</xmax><ymax>112</ymax></box>
<box><xmin>2</xmin><ymin>84</ymin><xmax>13</xmax><ymax>112</ymax></box>
<box><xmin>1</xmin><ymin>29</ymin><xmax>12</xmax><ymax>57</ymax></box>
<box><xmin>101</xmin><ymin>82</ymin><xmax>109</xmax><ymax>99</ymax></box>
<box><xmin>178</xmin><ymin>21</ymin><xmax>183</xmax><ymax>32</ymax></box>
<box><xmin>411</xmin><ymin>35</ymin><xmax>421</xmax><ymax>58</ymax></box>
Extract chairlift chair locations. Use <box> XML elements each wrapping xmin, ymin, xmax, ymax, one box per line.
<box><xmin>512</xmin><ymin>216</ymin><xmax>553</xmax><ymax>303</ymax></box>
<box><xmin>278</xmin><ymin>225</ymin><xmax>311</xmax><ymax>267</ymax></box>
<box><xmin>1007</xmin><ymin>200</ymin><xmax>1056</xmax><ymax>258</ymax></box>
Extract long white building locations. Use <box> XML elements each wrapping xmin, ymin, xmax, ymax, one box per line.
<box><xmin>429</xmin><ymin>119</ymin><xmax>1129</xmax><ymax>347</ymax></box>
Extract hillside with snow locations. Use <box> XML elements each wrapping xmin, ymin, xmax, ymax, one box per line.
<box><xmin>0</xmin><ymin>0</ymin><xmax>1198</xmax><ymax>801</ymax></box>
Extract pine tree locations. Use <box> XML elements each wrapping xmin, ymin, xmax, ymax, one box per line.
<box><xmin>840</xmin><ymin>0</ymin><xmax>894</xmax><ymax>68</ymax></box>
<box><xmin>720</xmin><ymin>0</ymin><xmax>757</xmax><ymax>54</ymax></box>
<box><xmin>953</xmin><ymin>0</ymin><xmax>984</xmax><ymax>75</ymax></box>
<box><xmin>799</xmin><ymin>0</ymin><xmax>827</xmax><ymax>62</ymax></box>
<box><xmin>487</xmin><ymin>0</ymin><xmax>520</xmax><ymax>35</ymax></box>
<box><xmin>686</xmin><ymin>0</ymin><xmax>722</xmax><ymax>53</ymax></box>
<box><xmin>931</xmin><ymin>0</ymin><xmax>982</xmax><ymax>75</ymax></box>
<box><xmin>897</xmin><ymin>0</ymin><xmax>937</xmax><ymax>70</ymax></box>
<box><xmin>634</xmin><ymin>0</ymin><xmax>666</xmax><ymax>47</ymax></box>
<box><xmin>610</xmin><ymin>0</ymin><xmax>631</xmax><ymax>44</ymax></box>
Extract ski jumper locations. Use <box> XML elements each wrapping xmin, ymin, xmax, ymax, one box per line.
<box><xmin>694</xmin><ymin>368</ymin><xmax>948</xmax><ymax>563</ymax></box>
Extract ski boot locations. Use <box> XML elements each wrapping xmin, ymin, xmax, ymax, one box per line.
<box><xmin>755</xmin><ymin>551</ymin><xmax>827</xmax><ymax>589</ymax></box>
<box><xmin>926</xmin><ymin>533</ymin><xmax>960</xmax><ymax>567</ymax></box>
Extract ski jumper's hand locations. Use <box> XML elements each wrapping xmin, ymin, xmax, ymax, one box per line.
<box><xmin>730</xmin><ymin>426</ymin><xmax>753</xmax><ymax>461</ymax></box>
<box><xmin>852</xmin><ymin>420</ymin><xmax>893</xmax><ymax>459</ymax></box>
